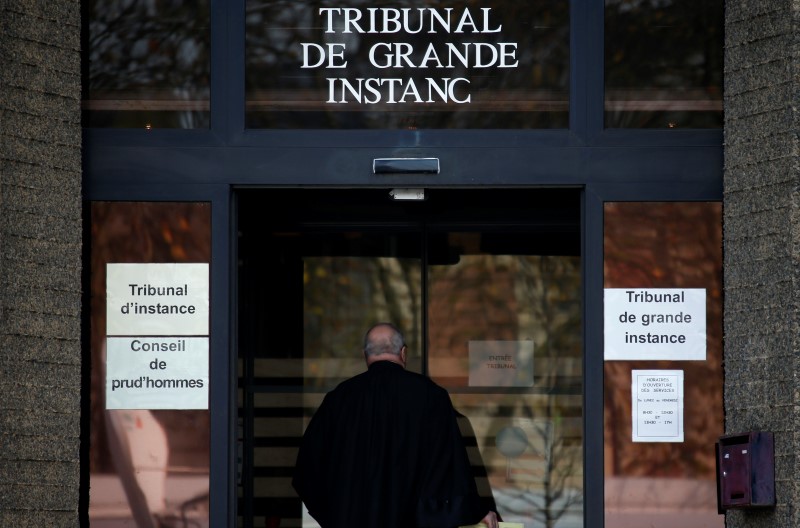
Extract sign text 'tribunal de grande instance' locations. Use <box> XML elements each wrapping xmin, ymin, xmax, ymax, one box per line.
<box><xmin>300</xmin><ymin>7</ymin><xmax>519</xmax><ymax>105</ymax></box>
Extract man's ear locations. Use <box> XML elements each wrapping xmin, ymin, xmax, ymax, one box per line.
<box><xmin>400</xmin><ymin>346</ymin><xmax>407</xmax><ymax>365</ymax></box>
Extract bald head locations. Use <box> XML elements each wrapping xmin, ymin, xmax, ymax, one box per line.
<box><xmin>363</xmin><ymin>323</ymin><xmax>407</xmax><ymax>367</ymax></box>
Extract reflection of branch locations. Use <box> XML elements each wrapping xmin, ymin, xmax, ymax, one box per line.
<box><xmin>398</xmin><ymin>260</ymin><xmax>421</xmax><ymax>354</ymax></box>
<box><xmin>509</xmin><ymin>255</ymin><xmax>582</xmax><ymax>527</ymax></box>
<box><xmin>374</xmin><ymin>258</ymin><xmax>421</xmax><ymax>354</ymax></box>
<box><xmin>89</xmin><ymin>0</ymin><xmax>209</xmax><ymax>92</ymax></box>
<box><xmin>535</xmin><ymin>415</ymin><xmax>583</xmax><ymax>528</ymax></box>
<box><xmin>498</xmin><ymin>416</ymin><xmax>582</xmax><ymax>528</ymax></box>
<box><xmin>375</xmin><ymin>259</ymin><xmax>404</xmax><ymax>324</ymax></box>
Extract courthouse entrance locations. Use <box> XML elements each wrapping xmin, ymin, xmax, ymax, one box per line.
<box><xmin>82</xmin><ymin>1</ymin><xmax>724</xmax><ymax>525</ymax></box>
<box><xmin>237</xmin><ymin>188</ymin><xmax>584</xmax><ymax>527</ymax></box>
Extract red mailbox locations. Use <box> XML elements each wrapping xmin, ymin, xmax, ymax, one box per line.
<box><xmin>716</xmin><ymin>431</ymin><xmax>775</xmax><ymax>511</ymax></box>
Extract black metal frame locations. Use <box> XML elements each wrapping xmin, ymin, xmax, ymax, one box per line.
<box><xmin>82</xmin><ymin>0</ymin><xmax>723</xmax><ymax>525</ymax></box>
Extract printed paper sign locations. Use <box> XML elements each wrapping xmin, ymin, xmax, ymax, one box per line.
<box><xmin>106</xmin><ymin>263</ymin><xmax>210</xmax><ymax>410</ymax></box>
<box><xmin>468</xmin><ymin>340</ymin><xmax>534</xmax><ymax>387</ymax></box>
<box><xmin>106</xmin><ymin>337</ymin><xmax>209</xmax><ymax>410</ymax></box>
<box><xmin>604</xmin><ymin>288</ymin><xmax>706</xmax><ymax>360</ymax></box>
<box><xmin>632</xmin><ymin>370</ymin><xmax>684</xmax><ymax>443</ymax></box>
<box><xmin>107</xmin><ymin>263</ymin><xmax>209</xmax><ymax>336</ymax></box>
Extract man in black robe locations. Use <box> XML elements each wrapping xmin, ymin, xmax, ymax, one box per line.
<box><xmin>292</xmin><ymin>322</ymin><xmax>498</xmax><ymax>528</ymax></box>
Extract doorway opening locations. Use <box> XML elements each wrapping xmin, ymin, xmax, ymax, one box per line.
<box><xmin>236</xmin><ymin>188</ymin><xmax>583</xmax><ymax>528</ymax></box>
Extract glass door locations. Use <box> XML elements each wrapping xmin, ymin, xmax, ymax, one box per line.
<box><xmin>237</xmin><ymin>189</ymin><xmax>582</xmax><ymax>528</ymax></box>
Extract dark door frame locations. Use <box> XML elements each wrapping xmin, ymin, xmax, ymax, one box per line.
<box><xmin>82</xmin><ymin>1</ymin><xmax>722</xmax><ymax>526</ymax></box>
<box><xmin>236</xmin><ymin>187</ymin><xmax>585</xmax><ymax>526</ymax></box>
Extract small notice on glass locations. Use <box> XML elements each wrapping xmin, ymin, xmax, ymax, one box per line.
<box><xmin>632</xmin><ymin>370</ymin><xmax>684</xmax><ymax>443</ymax></box>
<box><xmin>468</xmin><ymin>340</ymin><xmax>534</xmax><ymax>387</ymax></box>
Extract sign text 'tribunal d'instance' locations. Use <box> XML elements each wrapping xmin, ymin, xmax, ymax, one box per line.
<box><xmin>299</xmin><ymin>7</ymin><xmax>519</xmax><ymax>105</ymax></box>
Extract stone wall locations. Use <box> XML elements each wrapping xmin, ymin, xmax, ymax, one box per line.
<box><xmin>724</xmin><ymin>1</ymin><xmax>798</xmax><ymax>526</ymax></box>
<box><xmin>0</xmin><ymin>1</ymin><xmax>83</xmax><ymax>526</ymax></box>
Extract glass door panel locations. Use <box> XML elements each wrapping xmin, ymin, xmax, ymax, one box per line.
<box><xmin>238</xmin><ymin>223</ymin><xmax>422</xmax><ymax>526</ymax></box>
<box><xmin>428</xmin><ymin>232</ymin><xmax>583</xmax><ymax>526</ymax></box>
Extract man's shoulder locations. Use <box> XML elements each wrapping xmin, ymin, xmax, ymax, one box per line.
<box><xmin>340</xmin><ymin>362</ymin><xmax>448</xmax><ymax>394</ymax></box>
<box><xmin>381</xmin><ymin>364</ymin><xmax>452</xmax><ymax>400</ymax></box>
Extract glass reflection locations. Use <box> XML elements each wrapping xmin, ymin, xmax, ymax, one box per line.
<box><xmin>603</xmin><ymin>202</ymin><xmax>723</xmax><ymax>527</ymax></box>
<box><xmin>605</xmin><ymin>1</ymin><xmax>723</xmax><ymax>128</ymax></box>
<box><xmin>245</xmin><ymin>0</ymin><xmax>569</xmax><ymax>129</ymax></box>
<box><xmin>429</xmin><ymin>251</ymin><xmax>583</xmax><ymax>527</ymax></box>
<box><xmin>89</xmin><ymin>202</ymin><xmax>211</xmax><ymax>526</ymax></box>
<box><xmin>303</xmin><ymin>255</ymin><xmax>424</xmax><ymax>380</ymax></box>
<box><xmin>84</xmin><ymin>0</ymin><xmax>211</xmax><ymax>128</ymax></box>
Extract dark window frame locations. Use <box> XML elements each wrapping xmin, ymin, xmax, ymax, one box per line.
<box><xmin>82</xmin><ymin>1</ymin><xmax>722</xmax><ymax>526</ymax></box>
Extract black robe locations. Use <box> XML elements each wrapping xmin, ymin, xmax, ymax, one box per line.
<box><xmin>292</xmin><ymin>360</ymin><xmax>491</xmax><ymax>528</ymax></box>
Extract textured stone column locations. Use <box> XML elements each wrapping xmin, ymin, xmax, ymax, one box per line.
<box><xmin>724</xmin><ymin>1</ymin><xmax>798</xmax><ymax>526</ymax></box>
<box><xmin>0</xmin><ymin>1</ymin><xmax>83</xmax><ymax>526</ymax></box>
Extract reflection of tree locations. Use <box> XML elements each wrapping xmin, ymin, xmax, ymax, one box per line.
<box><xmin>375</xmin><ymin>258</ymin><xmax>422</xmax><ymax>357</ymax></box>
<box><xmin>515</xmin><ymin>256</ymin><xmax>583</xmax><ymax>527</ymax></box>
<box><xmin>302</xmin><ymin>256</ymin><xmax>421</xmax><ymax>381</ymax></box>
<box><xmin>605</xmin><ymin>0</ymin><xmax>723</xmax><ymax>127</ymax></box>
<box><xmin>518</xmin><ymin>256</ymin><xmax>582</xmax><ymax>391</ymax></box>
<box><xmin>603</xmin><ymin>203</ymin><xmax>723</xmax><ymax>478</ymax></box>
<box><xmin>431</xmin><ymin>253</ymin><xmax>583</xmax><ymax>526</ymax></box>
<box><xmin>606</xmin><ymin>0</ymin><xmax>722</xmax><ymax>91</ymax></box>
<box><xmin>87</xmin><ymin>0</ymin><xmax>210</xmax><ymax>127</ymax></box>
<box><xmin>429</xmin><ymin>255</ymin><xmax>520</xmax><ymax>348</ymax></box>
<box><xmin>516</xmin><ymin>415</ymin><xmax>582</xmax><ymax>528</ymax></box>
<box><xmin>90</xmin><ymin>203</ymin><xmax>211</xmax><ymax>471</ymax></box>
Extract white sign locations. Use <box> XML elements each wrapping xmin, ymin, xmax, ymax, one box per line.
<box><xmin>107</xmin><ymin>263</ymin><xmax>209</xmax><ymax>336</ymax></box>
<box><xmin>632</xmin><ymin>370</ymin><xmax>684</xmax><ymax>443</ymax></box>
<box><xmin>468</xmin><ymin>340</ymin><xmax>534</xmax><ymax>387</ymax></box>
<box><xmin>604</xmin><ymin>288</ymin><xmax>706</xmax><ymax>360</ymax></box>
<box><xmin>106</xmin><ymin>263</ymin><xmax>210</xmax><ymax>410</ymax></box>
<box><xmin>106</xmin><ymin>337</ymin><xmax>209</xmax><ymax>410</ymax></box>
